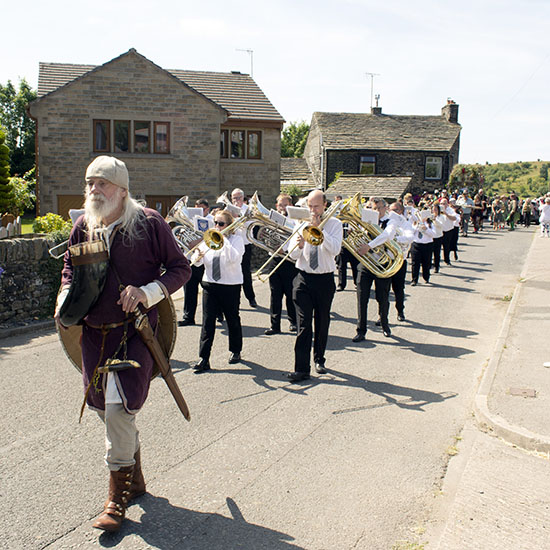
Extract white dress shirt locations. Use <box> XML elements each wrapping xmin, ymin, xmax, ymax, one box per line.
<box><xmin>440</xmin><ymin>206</ymin><xmax>457</xmax><ymax>232</ymax></box>
<box><xmin>432</xmin><ymin>215</ymin><xmax>444</xmax><ymax>238</ymax></box>
<box><xmin>289</xmin><ymin>217</ymin><xmax>343</xmax><ymax>274</ymax></box>
<box><xmin>194</xmin><ymin>233</ymin><xmax>245</xmax><ymax>285</ymax></box>
<box><xmin>413</xmin><ymin>221</ymin><xmax>436</xmax><ymax>244</ymax></box>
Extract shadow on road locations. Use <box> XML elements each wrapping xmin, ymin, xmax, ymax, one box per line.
<box><xmin>98</xmin><ymin>496</ymin><xmax>302</xmax><ymax>549</ymax></box>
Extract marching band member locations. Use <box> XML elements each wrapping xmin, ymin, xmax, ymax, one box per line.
<box><xmin>231</xmin><ymin>187</ymin><xmax>258</xmax><ymax>308</ymax></box>
<box><xmin>191</xmin><ymin>209</ymin><xmax>245</xmax><ymax>373</ymax></box>
<box><xmin>179</xmin><ymin>198</ymin><xmax>212</xmax><ymax>326</ymax></box>
<box><xmin>386</xmin><ymin>201</ymin><xmax>414</xmax><ymax>321</ymax></box>
<box><xmin>286</xmin><ymin>190</ymin><xmax>343</xmax><ymax>381</ymax></box>
<box><xmin>411</xmin><ymin>212</ymin><xmax>436</xmax><ymax>285</ymax></box>
<box><xmin>335</xmin><ymin>195</ymin><xmax>359</xmax><ymax>291</ymax></box>
<box><xmin>431</xmin><ymin>203</ymin><xmax>444</xmax><ymax>274</ymax></box>
<box><xmin>264</xmin><ymin>193</ymin><xmax>298</xmax><ymax>335</ymax></box>
<box><xmin>438</xmin><ymin>197</ymin><xmax>457</xmax><ymax>265</ymax></box>
<box><xmin>353</xmin><ymin>198</ymin><xmax>394</xmax><ymax>341</ymax></box>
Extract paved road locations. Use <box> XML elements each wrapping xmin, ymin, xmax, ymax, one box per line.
<box><xmin>0</xmin><ymin>225</ymin><xmax>534</xmax><ymax>550</ymax></box>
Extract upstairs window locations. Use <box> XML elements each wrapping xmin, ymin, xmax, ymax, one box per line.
<box><xmin>425</xmin><ymin>156</ymin><xmax>443</xmax><ymax>180</ymax></box>
<box><xmin>154</xmin><ymin>122</ymin><xmax>170</xmax><ymax>154</ymax></box>
<box><xmin>134</xmin><ymin>121</ymin><xmax>150</xmax><ymax>153</ymax></box>
<box><xmin>114</xmin><ymin>120</ymin><xmax>129</xmax><ymax>153</ymax></box>
<box><xmin>93</xmin><ymin>120</ymin><xmax>110</xmax><ymax>152</ymax></box>
<box><xmin>222</xmin><ymin>129</ymin><xmax>263</xmax><ymax>160</ymax></box>
<box><xmin>359</xmin><ymin>155</ymin><xmax>376</xmax><ymax>175</ymax></box>
<box><xmin>93</xmin><ymin>119</ymin><xmax>171</xmax><ymax>154</ymax></box>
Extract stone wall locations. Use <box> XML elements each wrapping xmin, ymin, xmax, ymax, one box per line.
<box><xmin>0</xmin><ymin>236</ymin><xmax>62</xmax><ymax>327</ymax></box>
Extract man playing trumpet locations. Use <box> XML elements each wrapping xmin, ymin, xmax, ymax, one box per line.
<box><xmin>286</xmin><ymin>190</ymin><xmax>343</xmax><ymax>382</ymax></box>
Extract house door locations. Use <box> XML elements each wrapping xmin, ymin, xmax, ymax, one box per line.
<box><xmin>145</xmin><ymin>196</ymin><xmax>180</xmax><ymax>217</ymax></box>
<box><xmin>57</xmin><ymin>195</ymin><xmax>85</xmax><ymax>219</ymax></box>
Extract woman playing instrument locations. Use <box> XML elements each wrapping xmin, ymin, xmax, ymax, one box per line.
<box><xmin>191</xmin><ymin>209</ymin><xmax>245</xmax><ymax>372</ymax></box>
<box><xmin>431</xmin><ymin>203</ymin><xmax>444</xmax><ymax>273</ymax></box>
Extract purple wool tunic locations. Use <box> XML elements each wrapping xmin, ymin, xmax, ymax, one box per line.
<box><xmin>61</xmin><ymin>208</ymin><xmax>191</xmax><ymax>413</ymax></box>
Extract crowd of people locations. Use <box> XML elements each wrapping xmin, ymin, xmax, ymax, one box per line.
<box><xmin>54</xmin><ymin>155</ymin><xmax>548</xmax><ymax>533</ymax></box>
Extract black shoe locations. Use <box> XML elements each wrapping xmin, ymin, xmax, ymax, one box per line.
<box><xmin>217</xmin><ymin>316</ymin><xmax>224</xmax><ymax>323</ymax></box>
<box><xmin>264</xmin><ymin>328</ymin><xmax>281</xmax><ymax>335</ymax></box>
<box><xmin>411</xmin><ymin>281</ymin><xmax>417</xmax><ymax>286</ymax></box>
<box><xmin>336</xmin><ymin>287</ymin><xmax>345</xmax><ymax>292</ymax></box>
<box><xmin>249</xmin><ymin>300</ymin><xmax>258</xmax><ymax>308</ymax></box>
<box><xmin>228</xmin><ymin>352</ymin><xmax>241</xmax><ymax>364</ymax></box>
<box><xmin>453</xmin><ymin>252</ymin><xmax>458</xmax><ymax>260</ymax></box>
<box><xmin>315</xmin><ymin>362</ymin><xmax>327</xmax><ymax>374</ymax></box>
<box><xmin>178</xmin><ymin>319</ymin><xmax>194</xmax><ymax>327</ymax></box>
<box><xmin>285</xmin><ymin>371</ymin><xmax>310</xmax><ymax>382</ymax></box>
<box><xmin>375</xmin><ymin>319</ymin><xmax>381</xmax><ymax>327</ymax></box>
<box><xmin>382</xmin><ymin>326</ymin><xmax>391</xmax><ymax>337</ymax></box>
<box><xmin>445</xmin><ymin>261</ymin><xmax>451</xmax><ymax>266</ymax></box>
<box><xmin>397</xmin><ymin>314</ymin><xmax>406</xmax><ymax>322</ymax></box>
<box><xmin>434</xmin><ymin>267</ymin><xmax>439</xmax><ymax>273</ymax></box>
<box><xmin>352</xmin><ymin>332</ymin><xmax>365</xmax><ymax>342</ymax></box>
<box><xmin>192</xmin><ymin>359</ymin><xmax>210</xmax><ymax>373</ymax></box>
<box><xmin>289</xmin><ymin>324</ymin><xmax>297</xmax><ymax>333</ymax></box>
<box><xmin>424</xmin><ymin>279</ymin><xmax>430</xmax><ymax>284</ymax></box>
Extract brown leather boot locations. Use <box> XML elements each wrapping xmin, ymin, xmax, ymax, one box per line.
<box><xmin>129</xmin><ymin>448</ymin><xmax>146</xmax><ymax>501</ymax></box>
<box><xmin>92</xmin><ymin>466</ymin><xmax>133</xmax><ymax>532</ymax></box>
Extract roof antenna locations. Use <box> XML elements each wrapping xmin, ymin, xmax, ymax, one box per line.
<box><xmin>365</xmin><ymin>72</ymin><xmax>380</xmax><ymax>110</ymax></box>
<box><xmin>236</xmin><ymin>48</ymin><xmax>254</xmax><ymax>78</ymax></box>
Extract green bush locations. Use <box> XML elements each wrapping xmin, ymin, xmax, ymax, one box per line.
<box><xmin>33</xmin><ymin>212</ymin><xmax>72</xmax><ymax>234</ymax></box>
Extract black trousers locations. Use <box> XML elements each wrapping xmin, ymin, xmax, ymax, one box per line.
<box><xmin>269</xmin><ymin>260</ymin><xmax>297</xmax><ymax>330</ymax></box>
<box><xmin>432</xmin><ymin>237</ymin><xmax>442</xmax><ymax>271</ymax></box>
<box><xmin>442</xmin><ymin>230</ymin><xmax>453</xmax><ymax>264</ymax></box>
<box><xmin>293</xmin><ymin>270</ymin><xmax>335</xmax><ymax>374</ymax></box>
<box><xmin>241</xmin><ymin>244</ymin><xmax>256</xmax><ymax>303</ymax></box>
<box><xmin>356</xmin><ymin>265</ymin><xmax>390</xmax><ymax>334</ymax></box>
<box><xmin>389</xmin><ymin>260</ymin><xmax>407</xmax><ymax>315</ymax></box>
<box><xmin>411</xmin><ymin>241</ymin><xmax>433</xmax><ymax>283</ymax></box>
<box><xmin>199</xmin><ymin>282</ymin><xmax>242</xmax><ymax>361</ymax></box>
<box><xmin>336</xmin><ymin>247</ymin><xmax>359</xmax><ymax>289</ymax></box>
<box><xmin>182</xmin><ymin>265</ymin><xmax>204</xmax><ymax>322</ymax></box>
<box><xmin>450</xmin><ymin>226</ymin><xmax>459</xmax><ymax>253</ymax></box>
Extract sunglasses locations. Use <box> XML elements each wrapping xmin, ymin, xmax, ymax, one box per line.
<box><xmin>215</xmin><ymin>220</ymin><xmax>226</xmax><ymax>227</ymax></box>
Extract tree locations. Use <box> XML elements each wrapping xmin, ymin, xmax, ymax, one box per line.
<box><xmin>0</xmin><ymin>79</ymin><xmax>37</xmax><ymax>175</ymax></box>
<box><xmin>540</xmin><ymin>163</ymin><xmax>548</xmax><ymax>181</ymax></box>
<box><xmin>0</xmin><ymin>128</ymin><xmax>14</xmax><ymax>212</ymax></box>
<box><xmin>281</xmin><ymin>121</ymin><xmax>309</xmax><ymax>158</ymax></box>
<box><xmin>9</xmin><ymin>167</ymin><xmax>36</xmax><ymax>215</ymax></box>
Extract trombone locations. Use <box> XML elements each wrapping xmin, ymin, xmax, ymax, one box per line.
<box><xmin>254</xmin><ymin>198</ymin><xmax>344</xmax><ymax>282</ymax></box>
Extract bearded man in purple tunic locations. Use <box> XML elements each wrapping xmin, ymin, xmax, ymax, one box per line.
<box><xmin>55</xmin><ymin>156</ymin><xmax>190</xmax><ymax>532</ymax></box>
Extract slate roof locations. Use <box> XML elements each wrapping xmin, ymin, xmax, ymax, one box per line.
<box><xmin>36</xmin><ymin>50</ymin><xmax>284</xmax><ymax>123</ymax></box>
<box><xmin>280</xmin><ymin>158</ymin><xmax>313</xmax><ymax>181</ymax></box>
<box><xmin>325</xmin><ymin>175</ymin><xmax>412</xmax><ymax>201</ymax></box>
<box><xmin>313</xmin><ymin>111</ymin><xmax>460</xmax><ymax>152</ymax></box>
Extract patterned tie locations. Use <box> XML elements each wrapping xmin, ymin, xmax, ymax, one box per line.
<box><xmin>212</xmin><ymin>255</ymin><xmax>221</xmax><ymax>281</ymax></box>
<box><xmin>309</xmin><ymin>245</ymin><xmax>319</xmax><ymax>270</ymax></box>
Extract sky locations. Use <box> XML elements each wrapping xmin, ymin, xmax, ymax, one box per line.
<box><xmin>3</xmin><ymin>0</ymin><xmax>549</xmax><ymax>164</ymax></box>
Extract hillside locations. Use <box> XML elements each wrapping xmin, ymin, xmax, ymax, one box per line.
<box><xmin>450</xmin><ymin>161</ymin><xmax>550</xmax><ymax>198</ymax></box>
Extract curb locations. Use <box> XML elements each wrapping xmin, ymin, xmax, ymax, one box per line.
<box><xmin>0</xmin><ymin>319</ymin><xmax>55</xmax><ymax>340</ymax></box>
<box><xmin>473</xmin><ymin>230</ymin><xmax>550</xmax><ymax>453</ymax></box>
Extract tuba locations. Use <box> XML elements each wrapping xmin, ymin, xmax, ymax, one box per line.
<box><xmin>166</xmin><ymin>196</ymin><xmax>205</xmax><ymax>253</ymax></box>
<box><xmin>337</xmin><ymin>193</ymin><xmax>404</xmax><ymax>278</ymax></box>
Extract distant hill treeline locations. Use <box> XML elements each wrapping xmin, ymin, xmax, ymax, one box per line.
<box><xmin>449</xmin><ymin>161</ymin><xmax>550</xmax><ymax>198</ymax></box>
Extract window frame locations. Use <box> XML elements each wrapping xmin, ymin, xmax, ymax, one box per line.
<box><xmin>359</xmin><ymin>155</ymin><xmax>376</xmax><ymax>175</ymax></box>
<box><xmin>247</xmin><ymin>130</ymin><xmax>262</xmax><ymax>160</ymax></box>
<box><xmin>153</xmin><ymin>121</ymin><xmax>170</xmax><ymax>154</ymax></box>
<box><xmin>114</xmin><ymin>120</ymin><xmax>130</xmax><ymax>153</ymax></box>
<box><xmin>220</xmin><ymin>130</ymin><xmax>229</xmax><ymax>158</ymax></box>
<box><xmin>134</xmin><ymin>121</ymin><xmax>151</xmax><ymax>154</ymax></box>
<box><xmin>221</xmin><ymin>128</ymin><xmax>263</xmax><ymax>160</ymax></box>
<box><xmin>93</xmin><ymin>119</ymin><xmax>110</xmax><ymax>153</ymax></box>
<box><xmin>425</xmin><ymin>156</ymin><xmax>443</xmax><ymax>180</ymax></box>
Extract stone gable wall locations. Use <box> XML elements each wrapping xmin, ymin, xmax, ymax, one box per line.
<box><xmin>0</xmin><ymin>237</ymin><xmax>62</xmax><ymax>326</ymax></box>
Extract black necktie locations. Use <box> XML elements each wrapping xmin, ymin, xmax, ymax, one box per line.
<box><xmin>309</xmin><ymin>246</ymin><xmax>319</xmax><ymax>270</ymax></box>
<box><xmin>380</xmin><ymin>218</ymin><xmax>389</xmax><ymax>229</ymax></box>
<box><xmin>212</xmin><ymin>255</ymin><xmax>221</xmax><ymax>281</ymax></box>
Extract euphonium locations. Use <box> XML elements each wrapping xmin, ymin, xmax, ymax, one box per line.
<box><xmin>165</xmin><ymin>196</ymin><xmax>205</xmax><ymax>253</ymax></box>
<box><xmin>337</xmin><ymin>193</ymin><xmax>403</xmax><ymax>278</ymax></box>
<box><xmin>245</xmin><ymin>192</ymin><xmax>295</xmax><ymax>257</ymax></box>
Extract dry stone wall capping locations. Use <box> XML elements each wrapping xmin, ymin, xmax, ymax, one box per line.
<box><xmin>0</xmin><ymin>236</ymin><xmax>62</xmax><ymax>327</ymax></box>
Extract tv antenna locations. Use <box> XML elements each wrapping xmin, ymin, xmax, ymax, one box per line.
<box><xmin>365</xmin><ymin>72</ymin><xmax>380</xmax><ymax>109</ymax></box>
<box><xmin>236</xmin><ymin>48</ymin><xmax>254</xmax><ymax>78</ymax></box>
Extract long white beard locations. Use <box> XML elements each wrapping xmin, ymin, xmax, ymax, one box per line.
<box><xmin>84</xmin><ymin>190</ymin><xmax>124</xmax><ymax>236</ymax></box>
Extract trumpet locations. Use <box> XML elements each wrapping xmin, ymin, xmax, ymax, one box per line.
<box><xmin>337</xmin><ymin>193</ymin><xmax>403</xmax><ymax>278</ymax></box>
<box><xmin>254</xmin><ymin>198</ymin><xmax>344</xmax><ymax>282</ymax></box>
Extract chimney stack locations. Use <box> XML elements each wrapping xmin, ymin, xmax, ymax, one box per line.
<box><xmin>442</xmin><ymin>98</ymin><xmax>459</xmax><ymax>123</ymax></box>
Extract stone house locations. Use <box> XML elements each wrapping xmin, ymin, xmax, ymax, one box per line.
<box><xmin>29</xmin><ymin>49</ymin><xmax>285</xmax><ymax>218</ymax></box>
<box><xmin>303</xmin><ymin>101</ymin><xmax>461</xmax><ymax>195</ymax></box>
